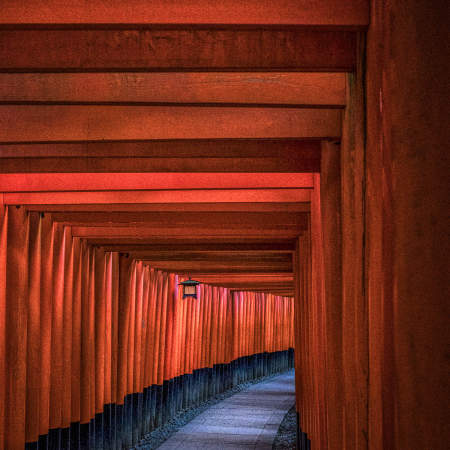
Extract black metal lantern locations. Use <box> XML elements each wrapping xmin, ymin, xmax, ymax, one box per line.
<box><xmin>179</xmin><ymin>277</ymin><xmax>200</xmax><ymax>299</ymax></box>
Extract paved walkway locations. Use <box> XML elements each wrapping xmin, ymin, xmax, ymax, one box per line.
<box><xmin>158</xmin><ymin>370</ymin><xmax>295</xmax><ymax>449</ymax></box>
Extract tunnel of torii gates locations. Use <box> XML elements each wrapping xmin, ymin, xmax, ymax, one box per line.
<box><xmin>0</xmin><ymin>1</ymin><xmax>448</xmax><ymax>449</ymax></box>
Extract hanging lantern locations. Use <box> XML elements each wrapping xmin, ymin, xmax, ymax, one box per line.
<box><xmin>179</xmin><ymin>277</ymin><xmax>200</xmax><ymax>299</ymax></box>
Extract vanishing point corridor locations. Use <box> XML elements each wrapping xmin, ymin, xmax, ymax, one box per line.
<box><xmin>0</xmin><ymin>1</ymin><xmax>448</xmax><ymax>449</ymax></box>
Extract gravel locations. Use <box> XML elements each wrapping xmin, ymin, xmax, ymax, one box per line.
<box><xmin>272</xmin><ymin>405</ymin><xmax>298</xmax><ymax>449</ymax></box>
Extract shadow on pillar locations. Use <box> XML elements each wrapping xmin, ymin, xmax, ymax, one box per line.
<box><xmin>296</xmin><ymin>411</ymin><xmax>311</xmax><ymax>450</ymax></box>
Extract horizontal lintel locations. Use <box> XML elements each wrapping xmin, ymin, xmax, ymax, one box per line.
<box><xmin>0</xmin><ymin>173</ymin><xmax>313</xmax><ymax>192</ymax></box>
<box><xmin>0</xmin><ymin>29</ymin><xmax>356</xmax><ymax>72</ymax></box>
<box><xmin>0</xmin><ymin>106</ymin><xmax>341</xmax><ymax>142</ymax></box>
<box><xmin>3</xmin><ymin>189</ymin><xmax>311</xmax><ymax>204</ymax></box>
<box><xmin>0</xmin><ymin>1</ymin><xmax>369</xmax><ymax>27</ymax></box>
<box><xmin>23</xmin><ymin>203</ymin><xmax>310</xmax><ymax>213</ymax></box>
<box><xmin>0</xmin><ymin>139</ymin><xmax>321</xmax><ymax>157</ymax></box>
<box><xmin>0</xmin><ymin>73</ymin><xmax>346</xmax><ymax>106</ymax></box>
<box><xmin>90</xmin><ymin>243</ymin><xmax>295</xmax><ymax>253</ymax></box>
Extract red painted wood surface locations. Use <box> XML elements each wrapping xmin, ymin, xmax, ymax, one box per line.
<box><xmin>2</xmin><ymin>0</ymin><xmax>446</xmax><ymax>448</ymax></box>
<box><xmin>0</xmin><ymin>139</ymin><xmax>322</xmax><ymax>173</ymax></box>
<box><xmin>0</xmin><ymin>73</ymin><xmax>346</xmax><ymax>106</ymax></box>
<box><xmin>0</xmin><ymin>156</ymin><xmax>321</xmax><ymax>174</ymax></box>
<box><xmin>0</xmin><ymin>205</ymin><xmax>294</xmax><ymax>448</ymax></box>
<box><xmin>3</xmin><ymin>189</ymin><xmax>311</xmax><ymax>205</ymax></box>
<box><xmin>0</xmin><ymin>173</ymin><xmax>314</xmax><ymax>192</ymax></box>
<box><xmin>364</xmin><ymin>1</ymin><xmax>449</xmax><ymax>448</ymax></box>
<box><xmin>0</xmin><ymin>106</ymin><xmax>341</xmax><ymax>142</ymax></box>
<box><xmin>0</xmin><ymin>0</ymin><xmax>369</xmax><ymax>26</ymax></box>
<box><xmin>0</xmin><ymin>29</ymin><xmax>356</xmax><ymax>72</ymax></box>
<box><xmin>22</xmin><ymin>203</ymin><xmax>310</xmax><ymax>213</ymax></box>
<box><xmin>0</xmin><ymin>139</ymin><xmax>320</xmax><ymax>157</ymax></box>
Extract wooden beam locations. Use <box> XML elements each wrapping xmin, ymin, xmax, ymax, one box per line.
<box><xmin>230</xmin><ymin>289</ymin><xmax>294</xmax><ymax>296</ymax></box>
<box><xmin>192</xmin><ymin>273</ymin><xmax>293</xmax><ymax>278</ymax></box>
<box><xmin>129</xmin><ymin>253</ymin><xmax>292</xmax><ymax>263</ymax></box>
<box><xmin>88</xmin><ymin>237</ymin><xmax>298</xmax><ymax>246</ymax></box>
<box><xmin>70</xmin><ymin>226</ymin><xmax>305</xmax><ymax>238</ymax></box>
<box><xmin>128</xmin><ymin>252</ymin><xmax>293</xmax><ymax>259</ymax></box>
<box><xmin>23</xmin><ymin>203</ymin><xmax>310</xmax><ymax>213</ymax></box>
<box><xmin>0</xmin><ymin>29</ymin><xmax>356</xmax><ymax>72</ymax></box>
<box><xmin>99</xmin><ymin>243</ymin><xmax>295</xmax><ymax>253</ymax></box>
<box><xmin>229</xmin><ymin>286</ymin><xmax>294</xmax><ymax>290</ymax></box>
<box><xmin>140</xmin><ymin>261</ymin><xmax>292</xmax><ymax>273</ymax></box>
<box><xmin>190</xmin><ymin>274</ymin><xmax>294</xmax><ymax>286</ymax></box>
<box><xmin>49</xmin><ymin>211</ymin><xmax>308</xmax><ymax>228</ymax></box>
<box><xmin>0</xmin><ymin>173</ymin><xmax>313</xmax><ymax>192</ymax></box>
<box><xmin>0</xmin><ymin>1</ymin><xmax>369</xmax><ymax>26</ymax></box>
<box><xmin>0</xmin><ymin>139</ymin><xmax>322</xmax><ymax>172</ymax></box>
<box><xmin>0</xmin><ymin>157</ymin><xmax>321</xmax><ymax>172</ymax></box>
<box><xmin>0</xmin><ymin>139</ymin><xmax>320</xmax><ymax>157</ymax></box>
<box><xmin>228</xmin><ymin>285</ymin><xmax>294</xmax><ymax>289</ymax></box>
<box><xmin>0</xmin><ymin>73</ymin><xmax>346</xmax><ymax>106</ymax></box>
<box><xmin>3</xmin><ymin>189</ymin><xmax>311</xmax><ymax>204</ymax></box>
<box><xmin>142</xmin><ymin>258</ymin><xmax>292</xmax><ymax>267</ymax></box>
<box><xmin>0</xmin><ymin>106</ymin><xmax>341</xmax><ymax>142</ymax></box>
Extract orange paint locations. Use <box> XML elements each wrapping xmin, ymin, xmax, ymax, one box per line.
<box><xmin>0</xmin><ymin>106</ymin><xmax>341</xmax><ymax>142</ymax></box>
<box><xmin>0</xmin><ymin>206</ymin><xmax>294</xmax><ymax>444</ymax></box>
<box><xmin>0</xmin><ymin>0</ymin><xmax>369</xmax><ymax>26</ymax></box>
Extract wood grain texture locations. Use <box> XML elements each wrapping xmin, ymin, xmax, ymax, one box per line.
<box><xmin>0</xmin><ymin>29</ymin><xmax>355</xmax><ymax>71</ymax></box>
<box><xmin>0</xmin><ymin>106</ymin><xmax>341</xmax><ymax>142</ymax></box>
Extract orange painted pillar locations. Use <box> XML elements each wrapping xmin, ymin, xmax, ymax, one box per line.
<box><xmin>320</xmin><ymin>141</ymin><xmax>344</xmax><ymax>449</ymax></box>
<box><xmin>25</xmin><ymin>212</ymin><xmax>42</xmax><ymax>443</ymax></box>
<box><xmin>38</xmin><ymin>215</ymin><xmax>54</xmax><ymax>437</ymax></box>
<box><xmin>61</xmin><ymin>227</ymin><xmax>74</xmax><ymax>431</ymax></box>
<box><xmin>116</xmin><ymin>255</ymin><xmax>133</xmax><ymax>406</ymax></box>
<box><xmin>0</xmin><ymin>205</ymin><xmax>6</xmax><ymax>450</ymax></box>
<box><xmin>4</xmin><ymin>207</ymin><xmax>29</xmax><ymax>449</ymax></box>
<box><xmin>94</xmin><ymin>248</ymin><xmax>106</xmax><ymax>417</ymax></box>
<box><xmin>365</xmin><ymin>1</ymin><xmax>449</xmax><ymax>448</ymax></box>
<box><xmin>341</xmin><ymin>35</ymin><xmax>368</xmax><ymax>450</ymax></box>
<box><xmin>49</xmin><ymin>223</ymin><xmax>66</xmax><ymax>432</ymax></box>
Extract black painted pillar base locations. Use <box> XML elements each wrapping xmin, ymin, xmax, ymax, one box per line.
<box><xmin>26</xmin><ymin>349</ymin><xmax>295</xmax><ymax>449</ymax></box>
<box><xmin>296</xmin><ymin>411</ymin><xmax>312</xmax><ymax>450</ymax></box>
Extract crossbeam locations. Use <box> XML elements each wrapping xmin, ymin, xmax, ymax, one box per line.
<box><xmin>0</xmin><ymin>1</ymin><xmax>369</xmax><ymax>26</ymax></box>
<box><xmin>0</xmin><ymin>139</ymin><xmax>320</xmax><ymax>157</ymax></box>
<box><xmin>70</xmin><ymin>227</ymin><xmax>305</xmax><ymax>238</ymax></box>
<box><xmin>0</xmin><ymin>139</ymin><xmax>322</xmax><ymax>173</ymax></box>
<box><xmin>49</xmin><ymin>211</ymin><xmax>308</xmax><ymax>228</ymax></box>
<box><xmin>3</xmin><ymin>189</ymin><xmax>311</xmax><ymax>205</ymax></box>
<box><xmin>0</xmin><ymin>157</ymin><xmax>321</xmax><ymax>173</ymax></box>
<box><xmin>85</xmin><ymin>237</ymin><xmax>299</xmax><ymax>247</ymax></box>
<box><xmin>0</xmin><ymin>106</ymin><xmax>341</xmax><ymax>142</ymax></box>
<box><xmin>0</xmin><ymin>29</ymin><xmax>356</xmax><ymax>72</ymax></box>
<box><xmin>22</xmin><ymin>203</ymin><xmax>310</xmax><ymax>213</ymax></box>
<box><xmin>0</xmin><ymin>173</ymin><xmax>313</xmax><ymax>192</ymax></box>
<box><xmin>88</xmin><ymin>243</ymin><xmax>295</xmax><ymax>253</ymax></box>
<box><xmin>141</xmin><ymin>262</ymin><xmax>292</xmax><ymax>273</ymax></box>
<box><xmin>0</xmin><ymin>73</ymin><xmax>346</xmax><ymax>106</ymax></box>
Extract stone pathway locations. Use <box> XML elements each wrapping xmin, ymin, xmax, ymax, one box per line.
<box><xmin>157</xmin><ymin>370</ymin><xmax>295</xmax><ymax>449</ymax></box>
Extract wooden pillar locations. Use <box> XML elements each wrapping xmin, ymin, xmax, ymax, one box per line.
<box><xmin>0</xmin><ymin>205</ymin><xmax>6</xmax><ymax>449</ymax></box>
<box><xmin>293</xmin><ymin>34</ymin><xmax>368</xmax><ymax>449</ymax></box>
<box><xmin>340</xmin><ymin>33</ymin><xmax>368</xmax><ymax>450</ymax></box>
<box><xmin>366</xmin><ymin>1</ymin><xmax>449</xmax><ymax>448</ymax></box>
<box><xmin>4</xmin><ymin>207</ymin><xmax>29</xmax><ymax>449</ymax></box>
<box><xmin>321</xmin><ymin>141</ymin><xmax>343</xmax><ymax>449</ymax></box>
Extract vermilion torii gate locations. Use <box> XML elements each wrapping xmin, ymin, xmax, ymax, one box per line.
<box><xmin>0</xmin><ymin>1</ymin><xmax>448</xmax><ymax>449</ymax></box>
